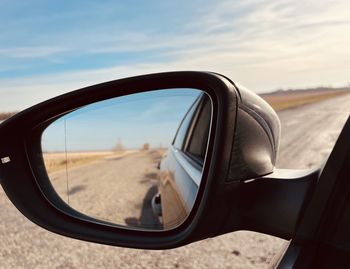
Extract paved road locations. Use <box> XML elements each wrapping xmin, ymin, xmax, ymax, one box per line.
<box><xmin>0</xmin><ymin>94</ymin><xmax>349</xmax><ymax>269</ymax></box>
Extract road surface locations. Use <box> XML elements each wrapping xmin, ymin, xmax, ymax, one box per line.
<box><xmin>277</xmin><ymin>94</ymin><xmax>350</xmax><ymax>169</ymax></box>
<box><xmin>0</xmin><ymin>94</ymin><xmax>349</xmax><ymax>268</ymax></box>
<box><xmin>48</xmin><ymin>150</ymin><xmax>163</xmax><ymax>230</ymax></box>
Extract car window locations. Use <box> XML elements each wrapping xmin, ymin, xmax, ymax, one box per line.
<box><xmin>186</xmin><ymin>95</ymin><xmax>211</xmax><ymax>163</ymax></box>
<box><xmin>173</xmin><ymin>97</ymin><xmax>199</xmax><ymax>150</ymax></box>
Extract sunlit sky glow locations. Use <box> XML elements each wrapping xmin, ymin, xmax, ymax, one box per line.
<box><xmin>1</xmin><ymin>0</ymin><xmax>350</xmax><ymax>111</ymax></box>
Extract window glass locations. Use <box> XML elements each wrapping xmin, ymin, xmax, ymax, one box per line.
<box><xmin>187</xmin><ymin>96</ymin><xmax>211</xmax><ymax>161</ymax></box>
<box><xmin>173</xmin><ymin>98</ymin><xmax>199</xmax><ymax>149</ymax></box>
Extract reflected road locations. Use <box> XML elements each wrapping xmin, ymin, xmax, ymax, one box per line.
<box><xmin>49</xmin><ymin>150</ymin><xmax>163</xmax><ymax>229</ymax></box>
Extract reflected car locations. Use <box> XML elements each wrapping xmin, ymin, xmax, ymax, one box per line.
<box><xmin>156</xmin><ymin>93</ymin><xmax>211</xmax><ymax>229</ymax></box>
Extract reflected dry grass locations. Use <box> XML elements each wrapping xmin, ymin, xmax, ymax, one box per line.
<box><xmin>43</xmin><ymin>151</ymin><xmax>129</xmax><ymax>173</ymax></box>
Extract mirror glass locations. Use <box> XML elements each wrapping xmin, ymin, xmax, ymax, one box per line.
<box><xmin>41</xmin><ymin>88</ymin><xmax>212</xmax><ymax>231</ymax></box>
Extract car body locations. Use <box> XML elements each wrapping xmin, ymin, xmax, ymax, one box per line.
<box><xmin>158</xmin><ymin>93</ymin><xmax>211</xmax><ymax>229</ymax></box>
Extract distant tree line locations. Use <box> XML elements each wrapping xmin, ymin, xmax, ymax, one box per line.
<box><xmin>112</xmin><ymin>140</ymin><xmax>155</xmax><ymax>152</ymax></box>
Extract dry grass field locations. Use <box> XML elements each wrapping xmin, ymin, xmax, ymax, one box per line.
<box><xmin>43</xmin><ymin>151</ymin><xmax>128</xmax><ymax>173</ymax></box>
<box><xmin>43</xmin><ymin>148</ymin><xmax>165</xmax><ymax>174</ymax></box>
<box><xmin>260</xmin><ymin>89</ymin><xmax>350</xmax><ymax>111</ymax></box>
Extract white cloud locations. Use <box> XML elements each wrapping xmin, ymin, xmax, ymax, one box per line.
<box><xmin>1</xmin><ymin>0</ymin><xmax>350</xmax><ymax>111</ymax></box>
<box><xmin>0</xmin><ymin>46</ymin><xmax>67</xmax><ymax>58</ymax></box>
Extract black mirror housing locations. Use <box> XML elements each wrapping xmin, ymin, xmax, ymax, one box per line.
<box><xmin>228</xmin><ymin>84</ymin><xmax>280</xmax><ymax>181</ymax></box>
<box><xmin>0</xmin><ymin>71</ymin><xmax>303</xmax><ymax>250</ymax></box>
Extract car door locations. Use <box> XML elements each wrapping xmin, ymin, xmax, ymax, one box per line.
<box><xmin>159</xmin><ymin>93</ymin><xmax>211</xmax><ymax>229</ymax></box>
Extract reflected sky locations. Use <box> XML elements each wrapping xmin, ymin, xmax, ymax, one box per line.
<box><xmin>42</xmin><ymin>88</ymin><xmax>201</xmax><ymax>152</ymax></box>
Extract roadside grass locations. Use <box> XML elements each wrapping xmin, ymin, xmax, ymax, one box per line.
<box><xmin>261</xmin><ymin>90</ymin><xmax>350</xmax><ymax>111</ymax></box>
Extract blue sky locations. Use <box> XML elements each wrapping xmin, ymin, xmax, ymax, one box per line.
<box><xmin>1</xmin><ymin>1</ymin><xmax>350</xmax><ymax>111</ymax></box>
<box><xmin>41</xmin><ymin>89</ymin><xmax>201</xmax><ymax>151</ymax></box>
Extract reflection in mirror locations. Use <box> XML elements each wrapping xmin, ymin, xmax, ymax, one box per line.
<box><xmin>41</xmin><ymin>89</ymin><xmax>212</xmax><ymax>231</ymax></box>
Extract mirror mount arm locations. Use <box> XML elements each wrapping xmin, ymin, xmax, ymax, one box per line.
<box><xmin>221</xmin><ymin>168</ymin><xmax>319</xmax><ymax>239</ymax></box>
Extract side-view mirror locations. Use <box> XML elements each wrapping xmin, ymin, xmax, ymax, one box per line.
<box><xmin>0</xmin><ymin>72</ymin><xmax>317</xmax><ymax>249</ymax></box>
